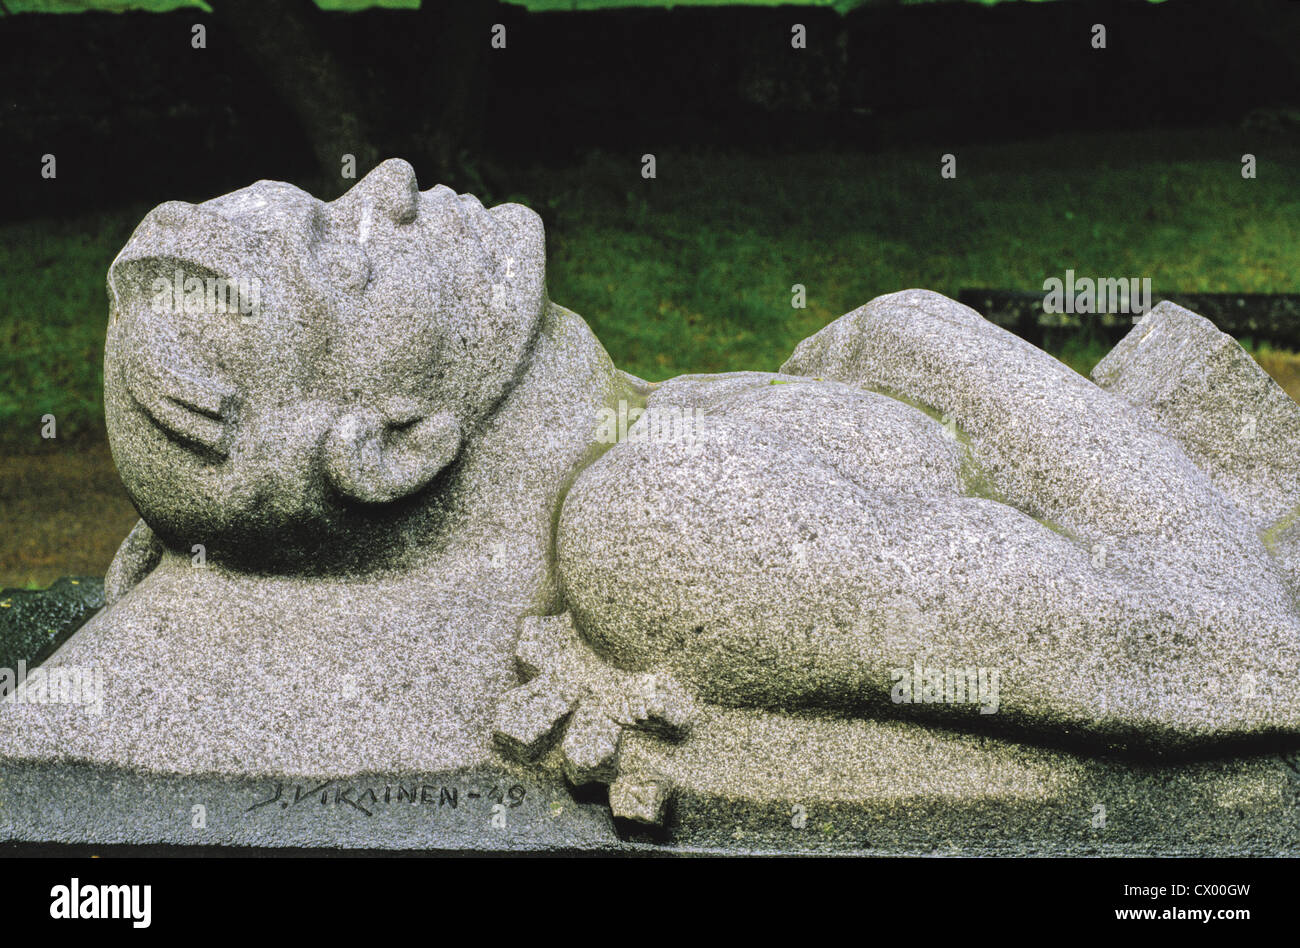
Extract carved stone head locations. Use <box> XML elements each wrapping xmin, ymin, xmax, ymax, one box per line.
<box><xmin>104</xmin><ymin>158</ymin><xmax>546</xmax><ymax>570</ymax></box>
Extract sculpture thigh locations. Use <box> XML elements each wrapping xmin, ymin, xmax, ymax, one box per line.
<box><xmin>557</xmin><ymin>388</ymin><xmax>1300</xmax><ymax>745</ymax></box>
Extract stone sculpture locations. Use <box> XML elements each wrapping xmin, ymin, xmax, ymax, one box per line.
<box><xmin>2</xmin><ymin>160</ymin><xmax>1298</xmax><ymax>853</ymax></box>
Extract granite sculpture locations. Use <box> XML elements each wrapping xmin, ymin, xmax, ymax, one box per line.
<box><xmin>2</xmin><ymin>159</ymin><xmax>1299</xmax><ymax>853</ymax></box>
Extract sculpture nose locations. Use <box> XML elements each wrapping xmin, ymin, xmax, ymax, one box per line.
<box><xmin>323</xmin><ymin>405</ymin><xmax>462</xmax><ymax>505</ymax></box>
<box><xmin>336</xmin><ymin>158</ymin><xmax>420</xmax><ymax>228</ymax></box>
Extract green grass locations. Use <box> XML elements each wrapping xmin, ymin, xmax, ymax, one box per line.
<box><xmin>518</xmin><ymin>131</ymin><xmax>1300</xmax><ymax>383</ymax></box>
<box><xmin>3</xmin><ymin>127</ymin><xmax>1297</xmax><ymax>448</ymax></box>
<box><xmin>0</xmin><ymin>203</ymin><xmax>153</xmax><ymax>444</ymax></box>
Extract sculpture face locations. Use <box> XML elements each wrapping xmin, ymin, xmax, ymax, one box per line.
<box><xmin>103</xmin><ymin>159</ymin><xmax>546</xmax><ymax>570</ymax></box>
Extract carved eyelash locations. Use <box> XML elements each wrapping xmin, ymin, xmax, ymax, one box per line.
<box><xmin>124</xmin><ymin>356</ymin><xmax>236</xmax><ymax>460</ymax></box>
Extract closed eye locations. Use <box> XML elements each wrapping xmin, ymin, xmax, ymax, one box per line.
<box><xmin>124</xmin><ymin>356</ymin><xmax>236</xmax><ymax>461</ymax></box>
<box><xmin>386</xmin><ymin>412</ymin><xmax>421</xmax><ymax>432</ymax></box>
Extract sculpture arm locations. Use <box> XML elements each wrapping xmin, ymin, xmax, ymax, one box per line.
<box><xmin>103</xmin><ymin>519</ymin><xmax>164</xmax><ymax>606</ymax></box>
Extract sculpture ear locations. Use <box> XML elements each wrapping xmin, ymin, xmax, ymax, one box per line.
<box><xmin>108</xmin><ymin>201</ymin><xmax>255</xmax><ymax>316</ymax></box>
<box><xmin>108</xmin><ymin>255</ymin><xmax>246</xmax><ymax>326</ymax></box>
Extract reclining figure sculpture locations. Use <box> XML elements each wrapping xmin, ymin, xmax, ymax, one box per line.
<box><xmin>3</xmin><ymin>160</ymin><xmax>1298</xmax><ymax>841</ymax></box>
